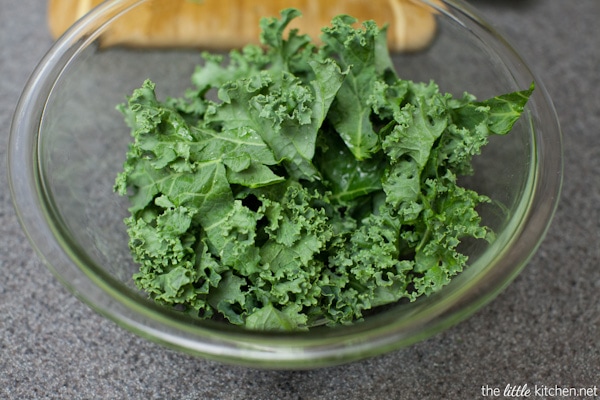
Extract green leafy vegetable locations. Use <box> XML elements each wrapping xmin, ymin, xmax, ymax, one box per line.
<box><xmin>115</xmin><ymin>8</ymin><xmax>533</xmax><ymax>331</ymax></box>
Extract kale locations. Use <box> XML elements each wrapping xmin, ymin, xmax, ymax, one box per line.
<box><xmin>114</xmin><ymin>9</ymin><xmax>533</xmax><ymax>330</ymax></box>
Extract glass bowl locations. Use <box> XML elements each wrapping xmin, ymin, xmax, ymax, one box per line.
<box><xmin>8</xmin><ymin>0</ymin><xmax>562</xmax><ymax>369</ymax></box>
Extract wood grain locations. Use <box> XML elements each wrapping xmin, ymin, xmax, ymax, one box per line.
<box><xmin>48</xmin><ymin>0</ymin><xmax>440</xmax><ymax>51</ymax></box>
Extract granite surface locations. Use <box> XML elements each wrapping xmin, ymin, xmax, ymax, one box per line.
<box><xmin>1</xmin><ymin>0</ymin><xmax>599</xmax><ymax>398</ymax></box>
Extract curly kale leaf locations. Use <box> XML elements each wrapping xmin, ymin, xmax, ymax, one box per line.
<box><xmin>403</xmin><ymin>170</ymin><xmax>493</xmax><ymax>299</ymax></box>
<box><xmin>205</xmin><ymin>59</ymin><xmax>344</xmax><ymax>181</ymax></box>
<box><xmin>260</xmin><ymin>8</ymin><xmax>317</xmax><ymax>78</ymax></box>
<box><xmin>380</xmin><ymin>81</ymin><xmax>449</xmax><ymax>208</ymax></box>
<box><xmin>325</xmin><ymin>206</ymin><xmax>413</xmax><ymax>324</ymax></box>
<box><xmin>319</xmin><ymin>15</ymin><xmax>396</xmax><ymax>160</ymax></box>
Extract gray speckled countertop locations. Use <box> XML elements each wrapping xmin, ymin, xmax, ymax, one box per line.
<box><xmin>1</xmin><ymin>1</ymin><xmax>599</xmax><ymax>398</ymax></box>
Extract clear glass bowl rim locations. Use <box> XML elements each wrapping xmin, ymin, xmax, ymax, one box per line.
<box><xmin>8</xmin><ymin>0</ymin><xmax>563</xmax><ymax>369</ymax></box>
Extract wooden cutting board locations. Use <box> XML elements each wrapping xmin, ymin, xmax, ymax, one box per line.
<box><xmin>48</xmin><ymin>0</ymin><xmax>440</xmax><ymax>51</ymax></box>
